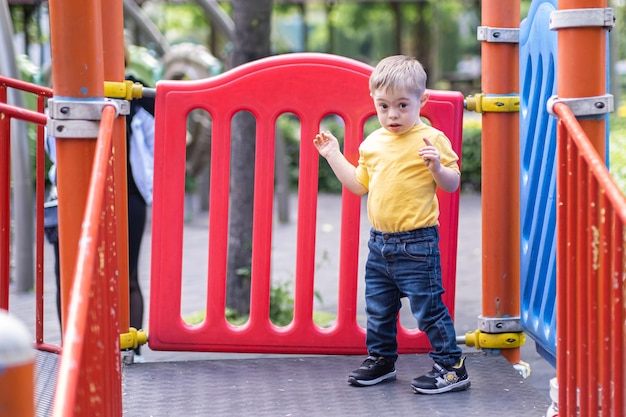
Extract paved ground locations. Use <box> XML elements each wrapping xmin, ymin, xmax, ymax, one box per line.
<box><xmin>8</xmin><ymin>191</ymin><xmax>557</xmax><ymax>414</ymax></box>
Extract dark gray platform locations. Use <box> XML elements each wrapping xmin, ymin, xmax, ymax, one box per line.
<box><xmin>35</xmin><ymin>351</ymin><xmax>59</xmax><ymax>417</ymax></box>
<box><xmin>34</xmin><ymin>350</ymin><xmax>550</xmax><ymax>416</ymax></box>
<box><xmin>122</xmin><ymin>352</ymin><xmax>550</xmax><ymax>416</ymax></box>
<box><xmin>26</xmin><ymin>194</ymin><xmax>554</xmax><ymax>416</ymax></box>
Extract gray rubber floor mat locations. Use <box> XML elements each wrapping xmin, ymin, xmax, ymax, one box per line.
<box><xmin>122</xmin><ymin>352</ymin><xmax>550</xmax><ymax>416</ymax></box>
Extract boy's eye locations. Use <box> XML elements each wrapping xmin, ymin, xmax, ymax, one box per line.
<box><xmin>379</xmin><ymin>103</ymin><xmax>388</xmax><ymax>109</ymax></box>
<box><xmin>399</xmin><ymin>103</ymin><xmax>408</xmax><ymax>109</ymax></box>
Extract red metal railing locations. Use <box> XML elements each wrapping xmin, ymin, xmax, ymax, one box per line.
<box><xmin>0</xmin><ymin>76</ymin><xmax>58</xmax><ymax>353</ymax></box>
<box><xmin>52</xmin><ymin>104</ymin><xmax>120</xmax><ymax>416</ymax></box>
<box><xmin>555</xmin><ymin>102</ymin><xmax>626</xmax><ymax>417</ymax></box>
<box><xmin>0</xmin><ymin>76</ymin><xmax>123</xmax><ymax>415</ymax></box>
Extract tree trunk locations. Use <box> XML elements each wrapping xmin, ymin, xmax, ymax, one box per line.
<box><xmin>412</xmin><ymin>1</ymin><xmax>435</xmax><ymax>88</ymax></box>
<box><xmin>226</xmin><ymin>0</ymin><xmax>272</xmax><ymax>315</ymax></box>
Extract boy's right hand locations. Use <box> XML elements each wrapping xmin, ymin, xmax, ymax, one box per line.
<box><xmin>313</xmin><ymin>131</ymin><xmax>339</xmax><ymax>159</ymax></box>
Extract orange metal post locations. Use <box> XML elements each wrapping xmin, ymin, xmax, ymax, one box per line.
<box><xmin>49</xmin><ymin>0</ymin><xmax>103</xmax><ymax>333</ymax></box>
<box><xmin>480</xmin><ymin>0</ymin><xmax>521</xmax><ymax>364</ymax></box>
<box><xmin>101</xmin><ymin>0</ymin><xmax>130</xmax><ymax>338</ymax></box>
<box><xmin>48</xmin><ymin>0</ymin><xmax>122</xmax><ymax>414</ymax></box>
<box><xmin>555</xmin><ymin>0</ymin><xmax>609</xmax><ymax>415</ymax></box>
<box><xmin>557</xmin><ymin>0</ymin><xmax>607</xmax><ymax>158</ymax></box>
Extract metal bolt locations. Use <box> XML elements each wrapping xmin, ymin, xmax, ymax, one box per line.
<box><xmin>595</xmin><ymin>102</ymin><xmax>605</xmax><ymax>109</ymax></box>
<box><xmin>56</xmin><ymin>125</ymin><xmax>65</xmax><ymax>133</ymax></box>
<box><xmin>60</xmin><ymin>106</ymin><xmax>70</xmax><ymax>114</ymax></box>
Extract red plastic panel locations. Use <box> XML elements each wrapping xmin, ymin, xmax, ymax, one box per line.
<box><xmin>149</xmin><ymin>53</ymin><xmax>463</xmax><ymax>354</ymax></box>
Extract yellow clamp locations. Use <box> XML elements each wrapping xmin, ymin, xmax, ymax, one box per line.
<box><xmin>104</xmin><ymin>80</ymin><xmax>145</xmax><ymax>100</ymax></box>
<box><xmin>466</xmin><ymin>93</ymin><xmax>520</xmax><ymax>114</ymax></box>
<box><xmin>464</xmin><ymin>329</ymin><xmax>526</xmax><ymax>350</ymax></box>
<box><xmin>120</xmin><ymin>327</ymin><xmax>148</xmax><ymax>350</ymax></box>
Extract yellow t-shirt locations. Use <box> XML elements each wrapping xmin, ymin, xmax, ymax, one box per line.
<box><xmin>355</xmin><ymin>124</ymin><xmax>460</xmax><ymax>232</ymax></box>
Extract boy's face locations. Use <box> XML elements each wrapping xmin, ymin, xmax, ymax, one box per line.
<box><xmin>371</xmin><ymin>88</ymin><xmax>427</xmax><ymax>136</ymax></box>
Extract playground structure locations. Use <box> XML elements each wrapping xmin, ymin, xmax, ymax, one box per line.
<box><xmin>0</xmin><ymin>0</ymin><xmax>625</xmax><ymax>416</ymax></box>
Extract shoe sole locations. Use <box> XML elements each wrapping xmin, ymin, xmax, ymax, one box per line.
<box><xmin>411</xmin><ymin>378</ymin><xmax>471</xmax><ymax>394</ymax></box>
<box><xmin>348</xmin><ymin>370</ymin><xmax>397</xmax><ymax>387</ymax></box>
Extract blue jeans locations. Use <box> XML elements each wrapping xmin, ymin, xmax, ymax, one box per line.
<box><xmin>364</xmin><ymin>227</ymin><xmax>461</xmax><ymax>367</ymax></box>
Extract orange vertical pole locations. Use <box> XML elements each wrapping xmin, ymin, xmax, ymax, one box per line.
<box><xmin>480</xmin><ymin>0</ymin><xmax>521</xmax><ymax>364</ymax></box>
<box><xmin>557</xmin><ymin>0</ymin><xmax>607</xmax><ymax>158</ymax></box>
<box><xmin>48</xmin><ymin>0</ymin><xmax>103</xmax><ymax>334</ymax></box>
<box><xmin>555</xmin><ymin>0</ymin><xmax>608</xmax><ymax>415</ymax></box>
<box><xmin>100</xmin><ymin>0</ymin><xmax>127</xmax><ymax>408</ymax></box>
<box><xmin>101</xmin><ymin>0</ymin><xmax>130</xmax><ymax>338</ymax></box>
<box><xmin>48</xmin><ymin>0</ymin><xmax>122</xmax><ymax>415</ymax></box>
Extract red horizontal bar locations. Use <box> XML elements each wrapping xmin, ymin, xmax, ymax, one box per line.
<box><xmin>0</xmin><ymin>102</ymin><xmax>48</xmax><ymax>126</ymax></box>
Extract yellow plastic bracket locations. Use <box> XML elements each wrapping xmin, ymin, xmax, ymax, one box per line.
<box><xmin>466</xmin><ymin>93</ymin><xmax>520</xmax><ymax>114</ymax></box>
<box><xmin>120</xmin><ymin>327</ymin><xmax>148</xmax><ymax>350</ymax></box>
<box><xmin>464</xmin><ymin>329</ymin><xmax>526</xmax><ymax>350</ymax></box>
<box><xmin>104</xmin><ymin>80</ymin><xmax>144</xmax><ymax>100</ymax></box>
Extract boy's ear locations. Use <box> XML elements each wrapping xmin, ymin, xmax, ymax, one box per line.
<box><xmin>420</xmin><ymin>92</ymin><xmax>429</xmax><ymax>106</ymax></box>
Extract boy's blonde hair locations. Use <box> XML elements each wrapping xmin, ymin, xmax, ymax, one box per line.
<box><xmin>369</xmin><ymin>55</ymin><xmax>427</xmax><ymax>99</ymax></box>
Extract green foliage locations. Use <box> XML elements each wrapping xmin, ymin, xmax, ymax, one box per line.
<box><xmin>142</xmin><ymin>2</ymin><xmax>210</xmax><ymax>46</ymax></box>
<box><xmin>15</xmin><ymin>55</ymin><xmax>52</xmax><ymax>189</ymax></box>
<box><xmin>307</xmin><ymin>3</ymin><xmax>395</xmax><ymax>60</ymax></box>
<box><xmin>268</xmin><ymin>281</ymin><xmax>325</xmax><ymax>326</ymax></box>
<box><xmin>460</xmin><ymin>118</ymin><xmax>482</xmax><ymax>192</ymax></box>
<box><xmin>279</xmin><ymin>114</ymin><xmax>344</xmax><ymax>193</ymax></box>
<box><xmin>9</xmin><ymin>5</ymin><xmax>48</xmax><ymax>47</ymax></box>
<box><xmin>269</xmin><ymin>281</ymin><xmax>295</xmax><ymax>326</ymax></box>
<box><xmin>126</xmin><ymin>45</ymin><xmax>162</xmax><ymax>87</ymax></box>
<box><xmin>184</xmin><ymin>281</ymin><xmax>330</xmax><ymax>328</ymax></box>
<box><xmin>610</xmin><ymin>115</ymin><xmax>626</xmax><ymax>196</ymax></box>
<box><xmin>615</xmin><ymin>4</ymin><xmax>626</xmax><ymax>63</ymax></box>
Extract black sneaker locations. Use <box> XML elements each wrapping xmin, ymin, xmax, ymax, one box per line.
<box><xmin>411</xmin><ymin>357</ymin><xmax>471</xmax><ymax>394</ymax></box>
<box><xmin>348</xmin><ymin>356</ymin><xmax>397</xmax><ymax>386</ymax></box>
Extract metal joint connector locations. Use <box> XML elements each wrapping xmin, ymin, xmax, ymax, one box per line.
<box><xmin>547</xmin><ymin>94</ymin><xmax>614</xmax><ymax>117</ymax></box>
<box><xmin>47</xmin><ymin>98</ymin><xmax>129</xmax><ymax>138</ymax></box>
<box><xmin>465</xmin><ymin>93</ymin><xmax>520</xmax><ymax>114</ymax></box>
<box><xmin>120</xmin><ymin>327</ymin><xmax>148</xmax><ymax>350</ymax></box>
<box><xmin>48</xmin><ymin>98</ymin><xmax>129</xmax><ymax>120</ymax></box>
<box><xmin>477</xmin><ymin>26</ymin><xmax>519</xmax><ymax>43</ymax></box>
<box><xmin>460</xmin><ymin>329</ymin><xmax>526</xmax><ymax>350</ymax></box>
<box><xmin>478</xmin><ymin>315</ymin><xmax>522</xmax><ymax>333</ymax></box>
<box><xmin>550</xmin><ymin>8</ymin><xmax>615</xmax><ymax>31</ymax></box>
<box><xmin>104</xmin><ymin>80</ymin><xmax>155</xmax><ymax>100</ymax></box>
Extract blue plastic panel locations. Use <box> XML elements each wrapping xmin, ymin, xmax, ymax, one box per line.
<box><xmin>519</xmin><ymin>0</ymin><xmax>558</xmax><ymax>367</ymax></box>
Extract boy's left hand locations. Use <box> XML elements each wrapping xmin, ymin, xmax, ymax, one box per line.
<box><xmin>419</xmin><ymin>138</ymin><xmax>441</xmax><ymax>172</ymax></box>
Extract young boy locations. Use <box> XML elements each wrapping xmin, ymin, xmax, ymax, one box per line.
<box><xmin>313</xmin><ymin>55</ymin><xmax>470</xmax><ymax>394</ymax></box>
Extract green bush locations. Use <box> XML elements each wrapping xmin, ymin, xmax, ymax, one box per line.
<box><xmin>279</xmin><ymin>115</ymin><xmax>344</xmax><ymax>193</ymax></box>
<box><xmin>460</xmin><ymin>118</ymin><xmax>482</xmax><ymax>192</ymax></box>
<box><xmin>184</xmin><ymin>281</ymin><xmax>331</xmax><ymax>327</ymax></box>
<box><xmin>610</xmin><ymin>115</ymin><xmax>626</xmax><ymax>196</ymax></box>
